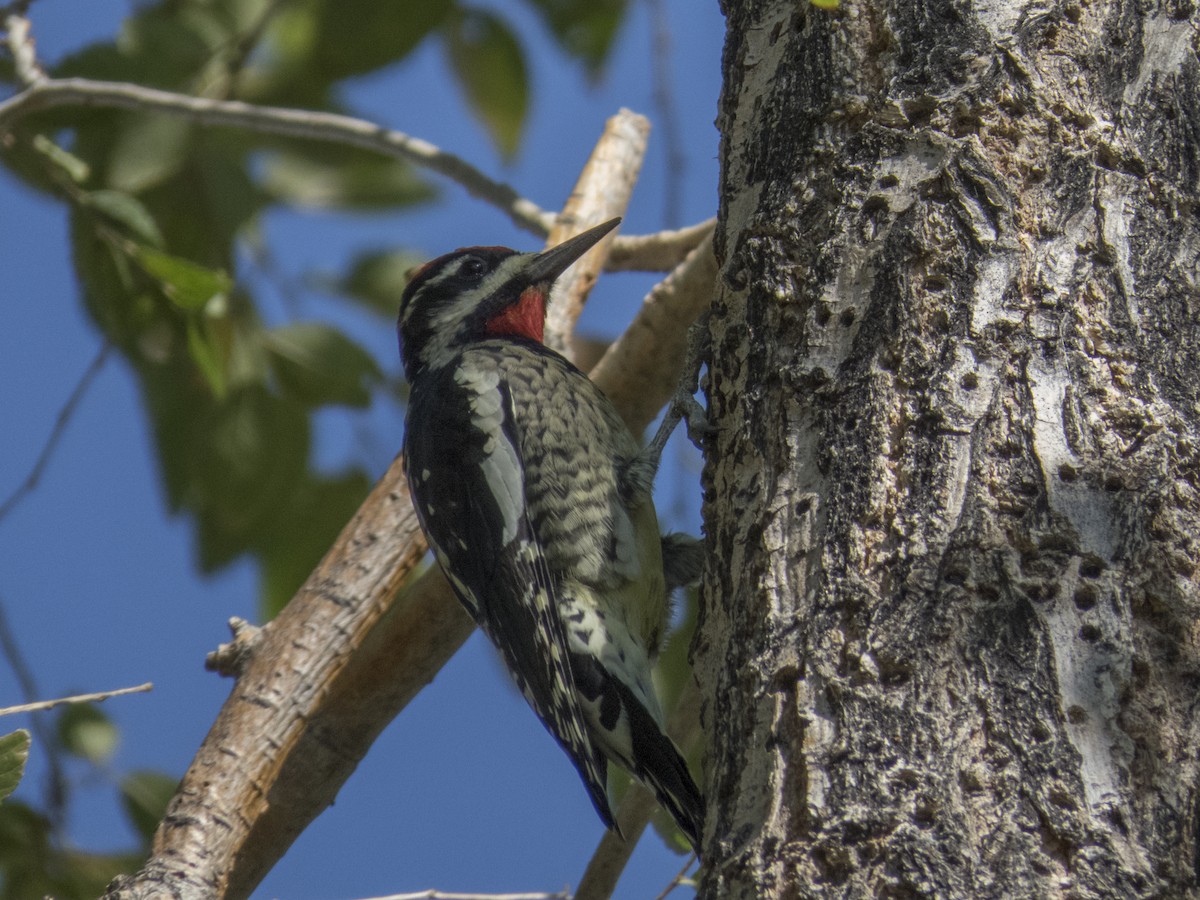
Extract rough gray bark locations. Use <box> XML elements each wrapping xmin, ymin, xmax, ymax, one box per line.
<box><xmin>697</xmin><ymin>1</ymin><xmax>1200</xmax><ymax>897</ymax></box>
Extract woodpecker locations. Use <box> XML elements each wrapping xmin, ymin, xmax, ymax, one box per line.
<box><xmin>397</xmin><ymin>218</ymin><xmax>704</xmax><ymax>853</ymax></box>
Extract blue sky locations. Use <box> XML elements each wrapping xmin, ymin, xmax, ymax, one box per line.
<box><xmin>0</xmin><ymin>0</ymin><xmax>723</xmax><ymax>896</ymax></box>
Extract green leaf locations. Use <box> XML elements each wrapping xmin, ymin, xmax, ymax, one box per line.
<box><xmin>119</xmin><ymin>770</ymin><xmax>178</xmax><ymax>841</ymax></box>
<box><xmin>444</xmin><ymin>8</ymin><xmax>529</xmax><ymax>159</ymax></box>
<box><xmin>271</xmin><ymin>0</ymin><xmax>452</xmax><ymax>83</ymax></box>
<box><xmin>184</xmin><ymin>388</ymin><xmax>310</xmax><ymax>570</ymax></box>
<box><xmin>651</xmin><ymin>803</ymin><xmax>695</xmax><ymax>855</ymax></box>
<box><xmin>134</xmin><ymin>246</ymin><xmax>232</xmax><ymax>311</ymax></box>
<box><xmin>0</xmin><ymin>731</ymin><xmax>31</xmax><ymax>803</ymax></box>
<box><xmin>141</xmin><ymin>141</ymin><xmax>262</xmax><ymax>269</ymax></box>
<box><xmin>260</xmin><ymin>149</ymin><xmax>436</xmax><ymax>211</ymax></box>
<box><xmin>116</xmin><ymin>5</ymin><xmax>222</xmax><ymax>88</ymax></box>
<box><xmin>70</xmin><ymin>204</ymin><xmax>149</xmax><ymax>345</ymax></box>
<box><xmin>187</xmin><ymin>317</ymin><xmax>228</xmax><ymax>398</ymax></box>
<box><xmin>0</xmin><ymin>797</ymin><xmax>144</xmax><ymax>896</ymax></box>
<box><xmin>265</xmin><ymin>322</ymin><xmax>381</xmax><ymax>408</ymax></box>
<box><xmin>211</xmin><ymin>0</ymin><xmax>278</xmax><ymax>35</ymax></box>
<box><xmin>0</xmin><ymin>801</ymin><xmax>45</xmax><ymax>865</ymax></box>
<box><xmin>83</xmin><ymin>190</ymin><xmax>164</xmax><ymax>247</ymax></box>
<box><xmin>31</xmin><ymin>134</ymin><xmax>91</xmax><ymax>183</ymax></box>
<box><xmin>520</xmin><ymin>0</ymin><xmax>627</xmax><ymax>76</ymax></box>
<box><xmin>324</xmin><ymin>248</ymin><xmax>427</xmax><ymax>318</ymax></box>
<box><xmin>56</xmin><ymin>704</ymin><xmax>119</xmax><ymax>764</ymax></box>
<box><xmin>107</xmin><ymin>114</ymin><xmax>193</xmax><ymax>194</ymax></box>
<box><xmin>259</xmin><ymin>471</ymin><xmax>372</xmax><ymax>617</ymax></box>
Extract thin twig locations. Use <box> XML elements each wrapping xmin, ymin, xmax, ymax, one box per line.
<box><xmin>0</xmin><ymin>77</ymin><xmax>556</xmax><ymax>236</ymax></box>
<box><xmin>652</xmin><ymin>854</ymin><xmax>698</xmax><ymax>900</ymax></box>
<box><xmin>0</xmin><ymin>74</ymin><xmax>707</xmax><ymax>262</ymax></box>
<box><xmin>0</xmin><ymin>593</ymin><xmax>66</xmax><ymax>822</ymax></box>
<box><xmin>0</xmin><ymin>682</ymin><xmax>153</xmax><ymax>717</ymax></box>
<box><xmin>543</xmin><ymin>108</ymin><xmax>649</xmax><ymax>357</ymax></box>
<box><xmin>0</xmin><ymin>341</ymin><xmax>111</xmax><ymax>524</ymax></box>
<box><xmin>589</xmin><ymin>237</ymin><xmax>717</xmax><ymax>434</ymax></box>
<box><xmin>356</xmin><ymin>892</ymin><xmax>572</xmax><ymax>900</ymax></box>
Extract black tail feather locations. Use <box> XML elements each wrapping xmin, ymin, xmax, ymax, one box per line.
<box><xmin>621</xmin><ymin>684</ymin><xmax>704</xmax><ymax>855</ymax></box>
<box><xmin>568</xmin><ymin>650</ymin><xmax>704</xmax><ymax>855</ymax></box>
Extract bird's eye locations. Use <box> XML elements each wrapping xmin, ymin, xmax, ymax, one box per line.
<box><xmin>461</xmin><ymin>256</ymin><xmax>487</xmax><ymax>278</ymax></box>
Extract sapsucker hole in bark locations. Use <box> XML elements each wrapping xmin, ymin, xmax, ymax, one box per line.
<box><xmin>1073</xmin><ymin>585</ymin><xmax>1098</xmax><ymax>610</ymax></box>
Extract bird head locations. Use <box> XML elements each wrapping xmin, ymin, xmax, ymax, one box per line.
<box><xmin>397</xmin><ymin>217</ymin><xmax>621</xmax><ymax>379</ymax></box>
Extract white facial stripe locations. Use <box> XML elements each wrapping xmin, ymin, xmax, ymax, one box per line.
<box><xmin>401</xmin><ymin>256</ymin><xmax>472</xmax><ymax>331</ymax></box>
<box><xmin>426</xmin><ymin>256</ymin><xmax>470</xmax><ymax>289</ymax></box>
<box><xmin>491</xmin><ymin>253</ymin><xmax>529</xmax><ymax>287</ymax></box>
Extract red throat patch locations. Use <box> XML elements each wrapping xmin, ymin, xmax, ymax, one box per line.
<box><xmin>483</xmin><ymin>286</ymin><xmax>546</xmax><ymax>342</ymax></box>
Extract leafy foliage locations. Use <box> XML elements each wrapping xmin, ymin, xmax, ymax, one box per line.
<box><xmin>523</xmin><ymin>0</ymin><xmax>627</xmax><ymax>78</ymax></box>
<box><xmin>259</xmin><ymin>144</ymin><xmax>438</xmax><ymax>211</ymax></box>
<box><xmin>0</xmin><ymin>731</ymin><xmax>30</xmax><ymax>805</ymax></box>
<box><xmin>0</xmin><ymin>710</ymin><xmax>173</xmax><ymax>900</ymax></box>
<box><xmin>0</xmin><ymin>798</ymin><xmax>143</xmax><ymax>900</ymax></box>
<box><xmin>444</xmin><ymin>7</ymin><xmax>529</xmax><ymax>160</ymax></box>
<box><xmin>270</xmin><ymin>0</ymin><xmax>453</xmax><ymax>87</ymax></box>
<box><xmin>56</xmin><ymin>705</ymin><xmax>119</xmax><ymax>764</ymax></box>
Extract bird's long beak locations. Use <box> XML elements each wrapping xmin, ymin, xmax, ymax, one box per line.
<box><xmin>524</xmin><ymin>218</ymin><xmax>622</xmax><ymax>284</ymax></box>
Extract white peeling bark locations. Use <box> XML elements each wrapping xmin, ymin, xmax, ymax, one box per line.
<box><xmin>697</xmin><ymin>0</ymin><xmax>1200</xmax><ymax>896</ymax></box>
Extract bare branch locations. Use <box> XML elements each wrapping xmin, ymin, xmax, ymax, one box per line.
<box><xmin>652</xmin><ymin>854</ymin><xmax>698</xmax><ymax>900</ymax></box>
<box><xmin>103</xmin><ymin>451</ymin><xmax>451</xmax><ymax>900</ymax></box>
<box><xmin>2</xmin><ymin>6</ymin><xmax>45</xmax><ymax>85</ymax></box>
<box><xmin>590</xmin><ymin>235</ymin><xmax>717</xmax><ymax>435</ymax></box>
<box><xmin>204</xmin><ymin>617</ymin><xmax>263</xmax><ymax>677</ymax></box>
<box><xmin>0</xmin><ymin>78</ymin><xmax>555</xmax><ymax>236</ymax></box>
<box><xmin>0</xmin><ymin>341</ymin><xmax>110</xmax><ymax>525</ymax></box>
<box><xmin>0</xmin><ymin>74</ymin><xmax>704</xmax><ymax>265</ymax></box>
<box><xmin>543</xmin><ymin>108</ymin><xmax>650</xmax><ymax>358</ymax></box>
<box><xmin>605</xmin><ymin>219</ymin><xmax>715</xmax><ymax>272</ymax></box>
<box><xmin>357</xmin><ymin>892</ymin><xmax>572</xmax><ymax>900</ymax></box>
<box><xmin>575</xmin><ymin>786</ymin><xmax>659</xmax><ymax>899</ymax></box>
<box><xmin>0</xmin><ymin>682</ymin><xmax>153</xmax><ymax>717</ymax></box>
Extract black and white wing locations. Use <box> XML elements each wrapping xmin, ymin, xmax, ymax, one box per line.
<box><xmin>403</xmin><ymin>360</ymin><xmax>616</xmax><ymax>829</ymax></box>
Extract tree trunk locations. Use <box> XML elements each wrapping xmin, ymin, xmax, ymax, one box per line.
<box><xmin>698</xmin><ymin>1</ymin><xmax>1200</xmax><ymax>897</ymax></box>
